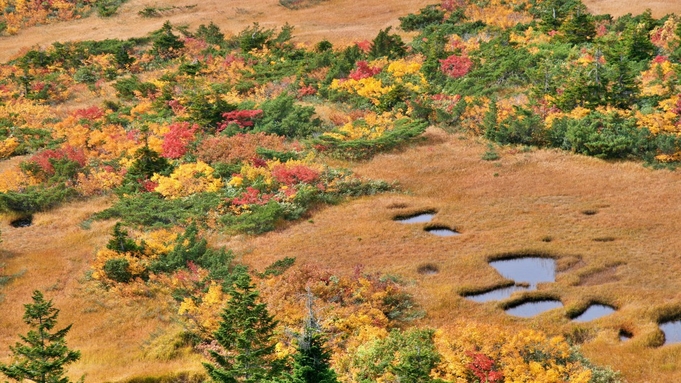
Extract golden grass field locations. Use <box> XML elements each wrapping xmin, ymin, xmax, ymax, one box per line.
<box><xmin>3</xmin><ymin>0</ymin><xmax>681</xmax><ymax>382</ymax></box>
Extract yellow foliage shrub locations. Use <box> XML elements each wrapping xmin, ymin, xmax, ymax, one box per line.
<box><xmin>152</xmin><ymin>161</ymin><xmax>224</xmax><ymax>199</ymax></box>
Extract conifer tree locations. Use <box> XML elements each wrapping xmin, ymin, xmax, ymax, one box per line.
<box><xmin>204</xmin><ymin>268</ymin><xmax>284</xmax><ymax>383</ymax></box>
<box><xmin>151</xmin><ymin>21</ymin><xmax>185</xmax><ymax>59</ymax></box>
<box><xmin>283</xmin><ymin>289</ymin><xmax>338</xmax><ymax>383</ymax></box>
<box><xmin>0</xmin><ymin>290</ymin><xmax>81</xmax><ymax>383</ymax></box>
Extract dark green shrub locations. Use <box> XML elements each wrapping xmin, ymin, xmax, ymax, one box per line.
<box><xmin>103</xmin><ymin>258</ymin><xmax>133</xmax><ymax>283</ymax></box>
<box><xmin>96</xmin><ymin>192</ymin><xmax>222</xmax><ymax>228</ymax></box>
<box><xmin>254</xmin><ymin>93</ymin><xmax>320</xmax><ymax>137</ymax></box>
<box><xmin>238</xmin><ymin>23</ymin><xmax>274</xmax><ymax>52</ymax></box>
<box><xmin>196</xmin><ymin>22</ymin><xmax>225</xmax><ymax>46</ymax></box>
<box><xmin>150</xmin><ymin>223</ymin><xmax>207</xmax><ymax>273</ymax></box>
<box><xmin>485</xmin><ymin>107</ymin><xmax>546</xmax><ymax>146</ymax></box>
<box><xmin>369</xmin><ymin>27</ymin><xmax>407</xmax><ymax>60</ymax></box>
<box><xmin>560</xmin><ymin>112</ymin><xmax>653</xmax><ymax>159</ymax></box>
<box><xmin>315</xmin><ymin>119</ymin><xmax>428</xmax><ymax>160</ymax></box>
<box><xmin>151</xmin><ymin>21</ymin><xmax>185</xmax><ymax>60</ymax></box>
<box><xmin>0</xmin><ymin>185</ymin><xmax>76</xmax><ymax>215</ymax></box>
<box><xmin>399</xmin><ymin>5</ymin><xmax>445</xmax><ymax>31</ymax></box>
<box><xmin>220</xmin><ymin>201</ymin><xmax>285</xmax><ymax>234</ymax></box>
<box><xmin>96</xmin><ymin>0</ymin><xmax>127</xmax><ymax>17</ymax></box>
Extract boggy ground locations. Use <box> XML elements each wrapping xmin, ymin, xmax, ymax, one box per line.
<box><xmin>240</xmin><ymin>128</ymin><xmax>681</xmax><ymax>383</ymax></box>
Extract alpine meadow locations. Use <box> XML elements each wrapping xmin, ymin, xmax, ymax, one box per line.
<box><xmin>3</xmin><ymin>0</ymin><xmax>681</xmax><ymax>382</ymax></box>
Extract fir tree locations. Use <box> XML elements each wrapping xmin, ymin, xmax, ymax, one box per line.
<box><xmin>204</xmin><ymin>268</ymin><xmax>284</xmax><ymax>383</ymax></box>
<box><xmin>151</xmin><ymin>21</ymin><xmax>185</xmax><ymax>59</ymax></box>
<box><xmin>283</xmin><ymin>289</ymin><xmax>338</xmax><ymax>383</ymax></box>
<box><xmin>0</xmin><ymin>291</ymin><xmax>81</xmax><ymax>383</ymax></box>
<box><xmin>369</xmin><ymin>27</ymin><xmax>407</xmax><ymax>60</ymax></box>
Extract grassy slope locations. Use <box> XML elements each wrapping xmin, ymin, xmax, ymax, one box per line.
<box><xmin>2</xmin><ymin>1</ymin><xmax>681</xmax><ymax>382</ymax></box>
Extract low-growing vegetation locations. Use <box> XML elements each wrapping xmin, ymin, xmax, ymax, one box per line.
<box><xmin>2</xmin><ymin>0</ymin><xmax>681</xmax><ymax>381</ymax></box>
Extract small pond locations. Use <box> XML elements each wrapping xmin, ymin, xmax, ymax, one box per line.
<box><xmin>619</xmin><ymin>329</ymin><xmax>632</xmax><ymax>342</ymax></box>
<box><xmin>505</xmin><ymin>300</ymin><xmax>563</xmax><ymax>318</ymax></box>
<box><xmin>466</xmin><ymin>285</ymin><xmax>528</xmax><ymax>303</ymax></box>
<box><xmin>660</xmin><ymin>320</ymin><xmax>681</xmax><ymax>345</ymax></box>
<box><xmin>10</xmin><ymin>215</ymin><xmax>33</xmax><ymax>228</ymax></box>
<box><xmin>425</xmin><ymin>226</ymin><xmax>459</xmax><ymax>237</ymax></box>
<box><xmin>417</xmin><ymin>264</ymin><xmax>439</xmax><ymax>275</ymax></box>
<box><xmin>489</xmin><ymin>257</ymin><xmax>556</xmax><ymax>289</ymax></box>
<box><xmin>395</xmin><ymin>213</ymin><xmax>434</xmax><ymax>224</ymax></box>
<box><xmin>572</xmin><ymin>304</ymin><xmax>616</xmax><ymax>322</ymax></box>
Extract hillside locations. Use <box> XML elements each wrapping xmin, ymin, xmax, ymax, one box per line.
<box><xmin>2</xmin><ymin>0</ymin><xmax>681</xmax><ymax>382</ymax></box>
<box><xmin>0</xmin><ymin>0</ymin><xmax>679</xmax><ymax>62</ymax></box>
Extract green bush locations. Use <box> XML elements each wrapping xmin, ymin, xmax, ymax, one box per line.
<box><xmin>95</xmin><ymin>0</ymin><xmax>127</xmax><ymax>17</ymax></box>
<box><xmin>560</xmin><ymin>112</ymin><xmax>652</xmax><ymax>159</ymax></box>
<box><xmin>220</xmin><ymin>201</ymin><xmax>285</xmax><ymax>234</ymax></box>
<box><xmin>399</xmin><ymin>5</ymin><xmax>445</xmax><ymax>32</ymax></box>
<box><xmin>315</xmin><ymin>119</ymin><xmax>428</xmax><ymax>160</ymax></box>
<box><xmin>151</xmin><ymin>21</ymin><xmax>185</xmax><ymax>60</ymax></box>
<box><xmin>254</xmin><ymin>93</ymin><xmax>320</xmax><ymax>137</ymax></box>
<box><xmin>103</xmin><ymin>258</ymin><xmax>133</xmax><ymax>283</ymax></box>
<box><xmin>95</xmin><ymin>192</ymin><xmax>222</xmax><ymax>228</ymax></box>
<box><xmin>0</xmin><ymin>185</ymin><xmax>76</xmax><ymax>215</ymax></box>
<box><xmin>485</xmin><ymin>106</ymin><xmax>546</xmax><ymax>146</ymax></box>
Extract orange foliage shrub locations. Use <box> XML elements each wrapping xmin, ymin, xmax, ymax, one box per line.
<box><xmin>196</xmin><ymin>132</ymin><xmax>288</xmax><ymax>164</ymax></box>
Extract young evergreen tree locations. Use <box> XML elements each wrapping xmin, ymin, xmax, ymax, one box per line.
<box><xmin>369</xmin><ymin>27</ymin><xmax>407</xmax><ymax>60</ymax></box>
<box><xmin>283</xmin><ymin>290</ymin><xmax>338</xmax><ymax>383</ymax></box>
<box><xmin>151</xmin><ymin>21</ymin><xmax>185</xmax><ymax>59</ymax></box>
<box><xmin>204</xmin><ymin>268</ymin><xmax>285</xmax><ymax>383</ymax></box>
<box><xmin>0</xmin><ymin>290</ymin><xmax>81</xmax><ymax>383</ymax></box>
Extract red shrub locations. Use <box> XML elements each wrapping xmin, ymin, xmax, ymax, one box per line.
<box><xmin>28</xmin><ymin>146</ymin><xmax>87</xmax><ymax>176</ymax></box>
<box><xmin>231</xmin><ymin>186</ymin><xmax>274</xmax><ymax>206</ymax></box>
<box><xmin>72</xmin><ymin>106</ymin><xmax>105</xmax><ymax>121</ymax></box>
<box><xmin>466</xmin><ymin>351</ymin><xmax>504</xmax><ymax>383</ymax></box>
<box><xmin>196</xmin><ymin>133</ymin><xmax>287</xmax><ymax>164</ymax></box>
<box><xmin>439</xmin><ymin>55</ymin><xmax>473</xmax><ymax>78</ymax></box>
<box><xmin>348</xmin><ymin>61</ymin><xmax>382</xmax><ymax>80</ymax></box>
<box><xmin>271</xmin><ymin>164</ymin><xmax>320</xmax><ymax>186</ymax></box>
<box><xmin>218</xmin><ymin>109</ymin><xmax>263</xmax><ymax>131</ymax></box>
<box><xmin>161</xmin><ymin>122</ymin><xmax>198</xmax><ymax>159</ymax></box>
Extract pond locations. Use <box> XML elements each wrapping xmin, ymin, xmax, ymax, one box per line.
<box><xmin>505</xmin><ymin>300</ymin><xmax>563</xmax><ymax>318</ymax></box>
<box><xmin>395</xmin><ymin>212</ymin><xmax>434</xmax><ymax>224</ymax></box>
<box><xmin>660</xmin><ymin>320</ymin><xmax>681</xmax><ymax>345</ymax></box>
<box><xmin>425</xmin><ymin>226</ymin><xmax>459</xmax><ymax>237</ymax></box>
<box><xmin>572</xmin><ymin>304</ymin><xmax>616</xmax><ymax>322</ymax></box>
<box><xmin>489</xmin><ymin>257</ymin><xmax>556</xmax><ymax>289</ymax></box>
<box><xmin>619</xmin><ymin>329</ymin><xmax>633</xmax><ymax>342</ymax></box>
<box><xmin>10</xmin><ymin>215</ymin><xmax>33</xmax><ymax>228</ymax></box>
<box><xmin>466</xmin><ymin>285</ymin><xmax>528</xmax><ymax>303</ymax></box>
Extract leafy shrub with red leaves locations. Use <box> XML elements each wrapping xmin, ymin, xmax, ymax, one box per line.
<box><xmin>439</xmin><ymin>55</ymin><xmax>473</xmax><ymax>78</ymax></box>
<box><xmin>161</xmin><ymin>122</ymin><xmax>199</xmax><ymax>159</ymax></box>
<box><xmin>27</xmin><ymin>146</ymin><xmax>87</xmax><ymax>176</ymax></box>
<box><xmin>270</xmin><ymin>163</ymin><xmax>320</xmax><ymax>186</ymax></box>
<box><xmin>348</xmin><ymin>61</ymin><xmax>382</xmax><ymax>80</ymax></box>
<box><xmin>217</xmin><ymin>110</ymin><xmax>263</xmax><ymax>132</ymax></box>
<box><xmin>196</xmin><ymin>133</ymin><xmax>287</xmax><ymax>164</ymax></box>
